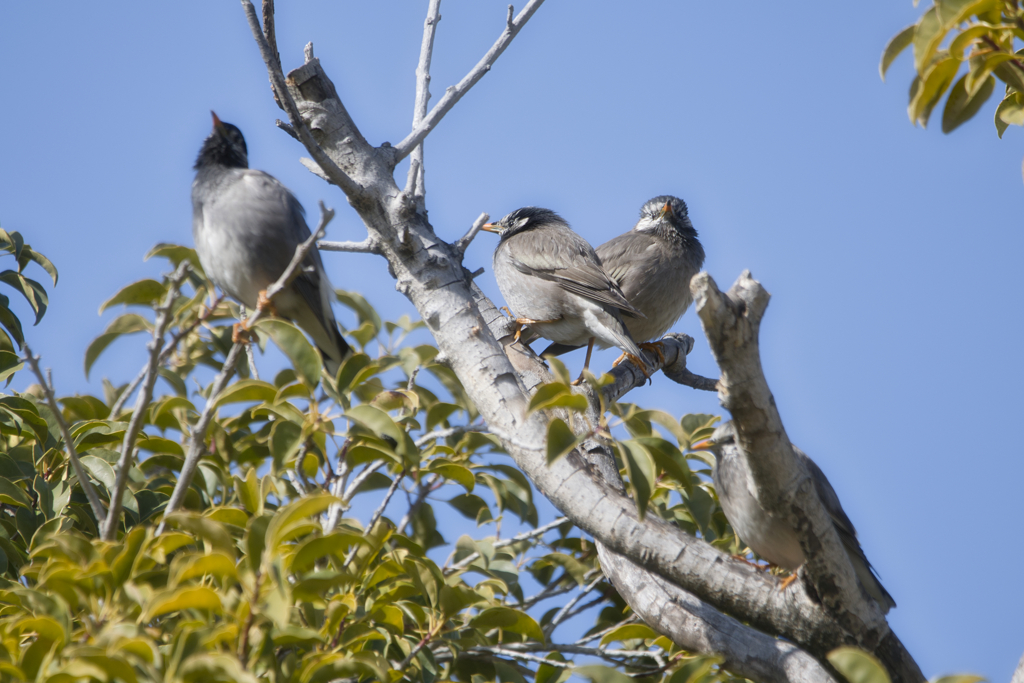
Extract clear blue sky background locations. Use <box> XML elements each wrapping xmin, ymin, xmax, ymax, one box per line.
<box><xmin>1</xmin><ymin>2</ymin><xmax>1021</xmax><ymax>679</ymax></box>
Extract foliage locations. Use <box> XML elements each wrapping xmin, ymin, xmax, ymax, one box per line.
<box><xmin>0</xmin><ymin>239</ymin><xmax>755</xmax><ymax>683</ymax></box>
<box><xmin>0</xmin><ymin>225</ymin><xmax>57</xmax><ymax>384</ymax></box>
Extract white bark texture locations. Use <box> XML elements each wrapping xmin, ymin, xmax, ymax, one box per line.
<box><xmin>241</xmin><ymin>3</ymin><xmax>923</xmax><ymax>681</ymax></box>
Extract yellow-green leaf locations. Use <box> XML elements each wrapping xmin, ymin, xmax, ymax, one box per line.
<box><xmin>170</xmin><ymin>553</ymin><xmax>238</xmax><ymax>586</ymax></box>
<box><xmin>289</xmin><ymin>532</ymin><xmax>367</xmax><ymax>573</ymax></box>
<box><xmin>942</xmin><ymin>74</ymin><xmax>995</xmax><ymax>133</ymax></box>
<box><xmin>84</xmin><ymin>314</ymin><xmax>151</xmax><ymax>378</ymax></box>
<box><xmin>255</xmin><ymin>318</ymin><xmax>322</xmax><ymax>388</ymax></box>
<box><xmin>470</xmin><ymin>606</ymin><xmax>544</xmax><ymax>641</ymax></box>
<box><xmin>265</xmin><ymin>492</ymin><xmax>338</xmax><ymax>551</ymax></box>
<box><xmin>546</xmin><ymin>418</ymin><xmax>577</xmax><ymax>465</ymax></box>
<box><xmin>827</xmin><ymin>647</ymin><xmax>891</xmax><ymax>683</ymax></box>
<box><xmin>0</xmin><ymin>477</ymin><xmax>30</xmax><ymax>507</ymax></box>
<box><xmin>599</xmin><ymin>623</ymin><xmax>659</xmax><ymax>646</ymax></box>
<box><xmin>619</xmin><ymin>440</ymin><xmax>656</xmax><ymax>519</ymax></box>
<box><xmin>211</xmin><ymin>379</ymin><xmax>277</xmax><ymax>410</ymax></box>
<box><xmin>909</xmin><ymin>56</ymin><xmax>959</xmax><ymax>126</ymax></box>
<box><xmin>99</xmin><ymin>279</ymin><xmax>166</xmax><ymax>313</ymax></box>
<box><xmin>995</xmin><ymin>91</ymin><xmax>1024</xmax><ymax>137</ymax></box>
<box><xmin>528</xmin><ymin>382</ymin><xmax>588</xmax><ymax>414</ymax></box>
<box><xmin>427</xmin><ymin>460</ymin><xmax>475</xmax><ymax>492</ymax></box>
<box><xmin>880</xmin><ymin>24</ymin><xmax>915</xmax><ymax>81</ymax></box>
<box><xmin>140</xmin><ymin>586</ymin><xmax>222</xmax><ymax>621</ymax></box>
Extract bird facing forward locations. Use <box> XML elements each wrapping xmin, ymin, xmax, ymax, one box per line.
<box><xmin>191</xmin><ymin>112</ymin><xmax>350</xmax><ymax>376</ymax></box>
<box><xmin>542</xmin><ymin>195</ymin><xmax>705</xmax><ymax>362</ymax></box>
<box><xmin>482</xmin><ymin>207</ymin><xmax>648</xmax><ymax>381</ymax></box>
<box><xmin>697</xmin><ymin>422</ymin><xmax>896</xmax><ymax>613</ymax></box>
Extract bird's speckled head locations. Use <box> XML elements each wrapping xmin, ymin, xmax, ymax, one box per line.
<box><xmin>692</xmin><ymin>421</ymin><xmax>736</xmax><ymax>461</ymax></box>
<box><xmin>194</xmin><ymin>112</ymin><xmax>249</xmax><ymax>171</ymax></box>
<box><xmin>481</xmin><ymin>207</ymin><xmax>566</xmax><ymax>241</ymax></box>
<box><xmin>635</xmin><ymin>195</ymin><xmax>696</xmax><ymax>237</ymax></box>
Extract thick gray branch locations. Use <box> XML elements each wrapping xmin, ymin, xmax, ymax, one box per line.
<box><xmin>392</xmin><ymin>0</ymin><xmax>546</xmax><ymax>162</ymax></box>
<box><xmin>692</xmin><ymin>271</ymin><xmax>922</xmax><ymax>683</ymax></box>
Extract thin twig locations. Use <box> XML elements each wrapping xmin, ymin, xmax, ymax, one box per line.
<box><xmin>466</xmin><ymin>643</ymin><xmax>665</xmax><ymax>671</ymax></box>
<box><xmin>317</xmin><ymin>238</ymin><xmax>379</xmax><ymax>253</ymax></box>
<box><xmin>241</xmin><ymin>0</ymin><xmax>365</xmax><ymax>200</ymax></box>
<box><xmin>414</xmin><ymin>426</ymin><xmax>465</xmax><ymax>448</ymax></box>
<box><xmin>158</xmin><ymin>204</ymin><xmax>334</xmax><ymax>533</ymax></box>
<box><xmin>110</xmin><ymin>293</ymin><xmax>226</xmax><ymax>417</ymax></box>
<box><xmin>544</xmin><ymin>572</ymin><xmax>605</xmax><ymax>636</ymax></box>
<box><xmin>24</xmin><ymin>347</ymin><xmax>107</xmax><ymax>521</ymax></box>
<box><xmin>392</xmin><ymin>0</ymin><xmax>547</xmax><ymax>162</ymax></box>
<box><xmin>260</xmin><ymin>0</ymin><xmax>280</xmax><ymax>71</ymax></box>
<box><xmin>396</xmin><ymin>473</ymin><xmax>439</xmax><ymax>533</ymax></box>
<box><xmin>101</xmin><ymin>262</ymin><xmax>189</xmax><ymax>540</ymax></box>
<box><xmin>574</xmin><ymin>614</ymin><xmax>640</xmax><ymax>646</ymax></box>
<box><xmin>342</xmin><ymin>468</ymin><xmax>404</xmax><ymax>568</ymax></box>
<box><xmin>453</xmin><ymin>212</ymin><xmax>489</xmax><ymax>259</ymax></box>
<box><xmin>324</xmin><ymin>439</ymin><xmax>353</xmax><ymax>532</ymax></box>
<box><xmin>405</xmin><ymin>0</ymin><xmax>443</xmax><ymax>198</ymax></box>
<box><xmin>447</xmin><ymin>516</ymin><xmax>568</xmax><ymax>572</ymax></box>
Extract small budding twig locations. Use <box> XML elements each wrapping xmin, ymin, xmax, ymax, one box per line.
<box><xmin>23</xmin><ymin>347</ymin><xmax>107</xmax><ymax>521</ymax></box>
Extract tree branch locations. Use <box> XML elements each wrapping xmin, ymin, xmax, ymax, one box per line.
<box><xmin>453</xmin><ymin>212</ymin><xmax>489</xmax><ymax>261</ymax></box>
<box><xmin>24</xmin><ymin>348</ymin><xmax>107</xmax><ymax>522</ymax></box>
<box><xmin>404</xmin><ymin>0</ymin><xmax>442</xmax><ymax>200</ymax></box>
<box><xmin>446</xmin><ymin>516</ymin><xmax>568</xmax><ymax>572</ymax></box>
<box><xmin>392</xmin><ymin>0</ymin><xmax>547</xmax><ymax>162</ymax></box>
<box><xmin>101</xmin><ymin>262</ymin><xmax>190</xmax><ymax>541</ymax></box>
<box><xmin>317</xmin><ymin>238</ymin><xmax>379</xmax><ymax>254</ymax></box>
<box><xmin>241</xmin><ymin>0</ymin><xmax>366</xmax><ymax>200</ymax></box>
<box><xmin>158</xmin><ymin>204</ymin><xmax>334</xmax><ymax>533</ymax></box>
<box><xmin>691</xmin><ymin>270</ymin><xmax>922</xmax><ymax>683</ymax></box>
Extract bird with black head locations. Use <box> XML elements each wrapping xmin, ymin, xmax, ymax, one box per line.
<box><xmin>192</xmin><ymin>112</ymin><xmax>350</xmax><ymax>377</ymax></box>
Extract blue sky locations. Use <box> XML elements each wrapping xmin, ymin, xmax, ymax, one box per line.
<box><xmin>1</xmin><ymin>1</ymin><xmax>1021</xmax><ymax>679</ymax></box>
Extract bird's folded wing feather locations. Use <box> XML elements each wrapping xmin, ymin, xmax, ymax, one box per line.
<box><xmin>237</xmin><ymin>171</ymin><xmax>335</xmax><ymax>332</ymax></box>
<box><xmin>507</xmin><ymin>230</ymin><xmax>643</xmax><ymax>317</ymax></box>
<box><xmin>596</xmin><ymin>232</ymin><xmax>659</xmax><ymax>286</ymax></box>
<box><xmin>794</xmin><ymin>446</ymin><xmax>860</xmax><ymax>543</ymax></box>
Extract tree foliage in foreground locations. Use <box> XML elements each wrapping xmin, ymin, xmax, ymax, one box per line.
<box><xmin>883</xmin><ymin>0</ymin><xmax>1024</xmax><ymax>175</ymax></box>
<box><xmin>0</xmin><ymin>240</ymin><xmax>758</xmax><ymax>683</ymax></box>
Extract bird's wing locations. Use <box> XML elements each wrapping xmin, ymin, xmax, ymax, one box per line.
<box><xmin>231</xmin><ymin>171</ymin><xmax>339</xmax><ymax>339</ymax></box>
<box><xmin>794</xmin><ymin>446</ymin><xmax>859</xmax><ymax>541</ymax></box>
<box><xmin>507</xmin><ymin>228</ymin><xmax>643</xmax><ymax>317</ymax></box>
<box><xmin>595</xmin><ymin>232</ymin><xmax>658</xmax><ymax>286</ymax></box>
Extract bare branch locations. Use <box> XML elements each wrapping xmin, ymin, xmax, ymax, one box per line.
<box><xmin>544</xmin><ymin>572</ymin><xmax>604</xmax><ymax>637</ymax></box>
<box><xmin>404</xmin><ymin>0</ymin><xmax>442</xmax><ymax>199</ymax></box>
<box><xmin>598</xmin><ymin>333</ymin><xmax>718</xmax><ymax>406</ymax></box>
<box><xmin>24</xmin><ymin>348</ymin><xmax>107</xmax><ymax>522</ymax></box>
<box><xmin>101</xmin><ymin>262</ymin><xmax>189</xmax><ymax>541</ymax></box>
<box><xmin>453</xmin><ymin>212</ymin><xmax>489</xmax><ymax>260</ymax></box>
<box><xmin>343</xmin><ymin>460</ymin><xmax>387</xmax><ymax>504</ymax></box>
<box><xmin>447</xmin><ymin>516</ymin><xmax>568</xmax><ymax>572</ymax></box>
<box><xmin>317</xmin><ymin>238</ymin><xmax>379</xmax><ymax>254</ymax></box>
<box><xmin>261</xmin><ymin>0</ymin><xmax>281</xmax><ymax>71</ymax></box>
<box><xmin>241</xmin><ymin>0</ymin><xmax>366</xmax><ymax>200</ymax></box>
<box><xmin>110</xmin><ymin>293</ymin><xmax>226</xmax><ymax>417</ymax></box>
<box><xmin>1012</xmin><ymin>651</ymin><xmax>1024</xmax><ymax>683</ymax></box>
<box><xmin>392</xmin><ymin>0</ymin><xmax>547</xmax><ymax>162</ymax></box>
<box><xmin>158</xmin><ymin>204</ymin><xmax>334</xmax><ymax>533</ymax></box>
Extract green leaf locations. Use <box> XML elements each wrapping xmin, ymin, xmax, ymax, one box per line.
<box><xmin>995</xmin><ymin>92</ymin><xmax>1024</xmax><ymax>137</ymax></box>
<box><xmin>140</xmin><ymin>586</ymin><xmax>223</xmax><ymax>621</ymax></box>
<box><xmin>265</xmin><ymin>492</ymin><xmax>338</xmax><ymax>551</ymax></box>
<box><xmin>935</xmin><ymin>0</ymin><xmax>1000</xmax><ymax>26</ymax></box>
<box><xmin>470</xmin><ymin>606</ymin><xmax>544</xmax><ymax>641</ymax></box>
<box><xmin>0</xmin><ymin>350</ymin><xmax>23</xmax><ymax>385</ymax></box>
<box><xmin>145</xmin><ymin>243</ymin><xmax>204</xmax><ymax>276</ymax></box>
<box><xmin>170</xmin><ymin>552</ymin><xmax>238</xmax><ymax>586</ymax></box>
<box><xmin>966</xmin><ymin>52</ymin><xmax>1017</xmax><ymax>96</ymax></box>
<box><xmin>21</xmin><ymin>246</ymin><xmax>58</xmax><ymax>286</ymax></box>
<box><xmin>619</xmin><ymin>440</ymin><xmax>656</xmax><ymax>519</ymax></box>
<box><xmin>932</xmin><ymin>676</ymin><xmax>985</xmax><ymax>683</ymax></box>
<box><xmin>335</xmin><ymin>289</ymin><xmax>381</xmax><ymax>335</ymax></box>
<box><xmin>98</xmin><ymin>279</ymin><xmax>167</xmax><ymax>313</ymax></box>
<box><xmin>80</xmin><ymin>455</ymin><xmax>116</xmax><ymax>492</ymax></box>
<box><xmin>84</xmin><ymin>313</ymin><xmax>151</xmax><ymax>378</ymax></box>
<box><xmin>290</xmin><ymin>532</ymin><xmax>366</xmax><ymax>573</ymax></box>
<box><xmin>575</xmin><ymin>665</ymin><xmax>636</xmax><ymax>683</ymax></box>
<box><xmin>545</xmin><ymin>418</ymin><xmax>577</xmax><ymax>465</ymax></box>
<box><xmin>912</xmin><ymin>8</ymin><xmax>944</xmax><ymax>73</ymax></box>
<box><xmin>0</xmin><ymin>271</ymin><xmax>47</xmax><ymax>324</ymax></box>
<box><xmin>599</xmin><ymin>623</ymin><xmax>659</xmax><ymax>646</ymax></box>
<box><xmin>427</xmin><ymin>460</ymin><xmax>475</xmax><ymax>492</ymax></box>
<box><xmin>827</xmin><ymin>647</ymin><xmax>891</xmax><ymax>683</ymax></box>
<box><xmin>942</xmin><ymin>74</ymin><xmax>995</xmax><ymax>133</ymax></box>
<box><xmin>949</xmin><ymin>23</ymin><xmax>998</xmax><ymax>60</ymax></box>
<box><xmin>880</xmin><ymin>24</ymin><xmax>915</xmax><ymax>81</ymax></box>
<box><xmin>528</xmin><ymin>382</ymin><xmax>588</xmax><ymax>414</ymax></box>
<box><xmin>162</xmin><ymin>513</ymin><xmax>237</xmax><ymax>559</ymax></box>
<box><xmin>211</xmin><ymin>379</ymin><xmax>277</xmax><ymax>410</ymax></box>
<box><xmin>0</xmin><ymin>299</ymin><xmax>24</xmax><ymax>348</ymax></box>
<box><xmin>345</xmin><ymin>404</ymin><xmax>416</xmax><ymax>463</ymax></box>
<box><xmin>909</xmin><ymin>55</ymin><xmax>959</xmax><ymax>127</ymax></box>
<box><xmin>0</xmin><ymin>478</ymin><xmax>31</xmax><ymax>507</ymax></box>
<box><xmin>255</xmin><ymin>318</ymin><xmax>322</xmax><ymax>388</ymax></box>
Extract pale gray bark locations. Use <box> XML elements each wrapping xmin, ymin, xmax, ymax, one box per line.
<box><xmin>1012</xmin><ymin>652</ymin><xmax>1024</xmax><ymax>683</ymax></box>
<box><xmin>240</xmin><ymin>3</ymin><xmax>923</xmax><ymax>681</ymax></box>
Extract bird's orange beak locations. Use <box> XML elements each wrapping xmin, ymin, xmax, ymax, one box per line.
<box><xmin>691</xmin><ymin>439</ymin><xmax>712</xmax><ymax>451</ymax></box>
<box><xmin>481</xmin><ymin>222</ymin><xmax>501</xmax><ymax>233</ymax></box>
<box><xmin>659</xmin><ymin>202</ymin><xmax>672</xmax><ymax>219</ymax></box>
<box><xmin>211</xmin><ymin>110</ymin><xmax>226</xmax><ymax>133</ymax></box>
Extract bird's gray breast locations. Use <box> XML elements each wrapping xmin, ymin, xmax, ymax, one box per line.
<box><xmin>192</xmin><ymin>169</ymin><xmax>306</xmax><ymax>307</ymax></box>
<box><xmin>714</xmin><ymin>451</ymin><xmax>804</xmax><ymax>570</ymax></box>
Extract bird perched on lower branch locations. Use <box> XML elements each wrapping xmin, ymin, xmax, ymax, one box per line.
<box><xmin>482</xmin><ymin>207</ymin><xmax>649</xmax><ymax>382</ymax></box>
<box><xmin>191</xmin><ymin>112</ymin><xmax>350</xmax><ymax>377</ymax></box>
<box><xmin>542</xmin><ymin>195</ymin><xmax>705</xmax><ymax>364</ymax></box>
<box><xmin>696</xmin><ymin>421</ymin><xmax>896</xmax><ymax>614</ymax></box>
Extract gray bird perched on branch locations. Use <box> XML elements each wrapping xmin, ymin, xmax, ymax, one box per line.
<box><xmin>542</xmin><ymin>196</ymin><xmax>704</xmax><ymax>364</ymax></box>
<box><xmin>192</xmin><ymin>112</ymin><xmax>351</xmax><ymax>376</ymax></box>
<box><xmin>482</xmin><ymin>207</ymin><xmax>648</xmax><ymax>381</ymax></box>
<box><xmin>696</xmin><ymin>421</ymin><xmax>896</xmax><ymax>613</ymax></box>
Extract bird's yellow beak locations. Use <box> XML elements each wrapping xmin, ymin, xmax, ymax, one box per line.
<box><xmin>481</xmin><ymin>223</ymin><xmax>501</xmax><ymax>233</ymax></box>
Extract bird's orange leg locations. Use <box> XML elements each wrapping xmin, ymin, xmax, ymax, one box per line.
<box><xmin>638</xmin><ymin>341</ymin><xmax>667</xmax><ymax>365</ymax></box>
<box><xmin>571</xmin><ymin>338</ymin><xmax>596</xmax><ymax>385</ymax></box>
<box><xmin>777</xmin><ymin>572</ymin><xmax>800</xmax><ymax>591</ymax></box>
<box><xmin>256</xmin><ymin>290</ymin><xmax>278</xmax><ymax>317</ymax></box>
<box><xmin>612</xmin><ymin>352</ymin><xmax>652</xmax><ymax>380</ymax></box>
<box><xmin>510</xmin><ymin>316</ymin><xmax>558</xmax><ymax>344</ymax></box>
